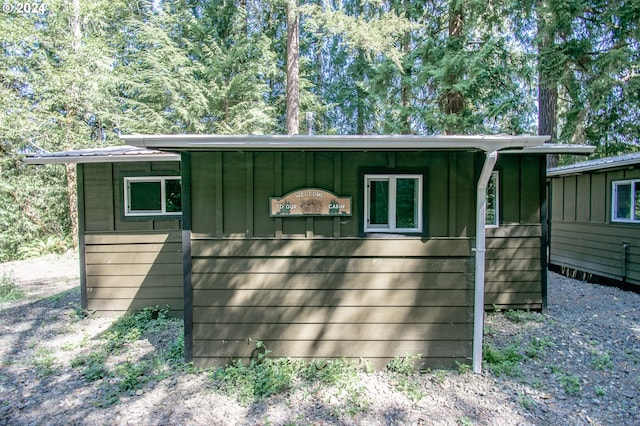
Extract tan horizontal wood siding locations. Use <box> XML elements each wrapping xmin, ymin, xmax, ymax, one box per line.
<box><xmin>83</xmin><ymin>232</ymin><xmax>183</xmax><ymax>317</ymax></box>
<box><xmin>190</xmin><ymin>238</ymin><xmax>474</xmax><ymax>369</ymax></box>
<box><xmin>78</xmin><ymin>161</ymin><xmax>183</xmax><ymax>317</ymax></box>
<box><xmin>485</xmin><ymin>225</ymin><xmax>543</xmax><ymax>310</ymax></box>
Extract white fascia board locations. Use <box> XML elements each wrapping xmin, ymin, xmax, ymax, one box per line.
<box><xmin>121</xmin><ymin>134</ymin><xmax>550</xmax><ymax>152</ymax></box>
<box><xmin>24</xmin><ymin>153</ymin><xmax>180</xmax><ymax>165</ymax></box>
<box><xmin>501</xmin><ymin>144</ymin><xmax>596</xmax><ymax>155</ymax></box>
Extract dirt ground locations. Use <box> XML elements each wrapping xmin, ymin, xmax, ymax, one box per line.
<box><xmin>1</xmin><ymin>251</ymin><xmax>639</xmax><ymax>425</ymax></box>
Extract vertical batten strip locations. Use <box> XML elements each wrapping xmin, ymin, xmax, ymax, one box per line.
<box><xmin>275</xmin><ymin>152</ymin><xmax>283</xmax><ymax>239</ymax></box>
<box><xmin>214</xmin><ymin>152</ymin><xmax>223</xmax><ymax>238</ymax></box>
<box><xmin>306</xmin><ymin>152</ymin><xmax>314</xmax><ymax>238</ymax></box>
<box><xmin>246</xmin><ymin>152</ymin><xmax>254</xmax><ymax>238</ymax></box>
<box><xmin>448</xmin><ymin>153</ymin><xmax>457</xmax><ymax>237</ymax></box>
<box><xmin>181</xmin><ymin>152</ymin><xmax>193</xmax><ymax>362</ymax></box>
<box><xmin>333</xmin><ymin>153</ymin><xmax>341</xmax><ymax>238</ymax></box>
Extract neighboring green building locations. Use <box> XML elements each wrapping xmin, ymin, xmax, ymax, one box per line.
<box><xmin>27</xmin><ymin>135</ymin><xmax>593</xmax><ymax>372</ymax></box>
<box><xmin>548</xmin><ymin>153</ymin><xmax>640</xmax><ymax>289</ymax></box>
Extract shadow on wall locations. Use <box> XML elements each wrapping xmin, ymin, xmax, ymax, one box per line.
<box><xmin>190</xmin><ymin>237</ymin><xmax>475</xmax><ymax>370</ymax></box>
<box><xmin>83</xmin><ymin>231</ymin><xmax>183</xmax><ymax>318</ymax></box>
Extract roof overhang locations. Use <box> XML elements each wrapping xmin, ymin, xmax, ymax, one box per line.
<box><xmin>501</xmin><ymin>143</ymin><xmax>595</xmax><ymax>155</ymax></box>
<box><xmin>548</xmin><ymin>152</ymin><xmax>640</xmax><ymax>177</ymax></box>
<box><xmin>120</xmin><ymin>134</ymin><xmax>553</xmax><ymax>152</ymax></box>
<box><xmin>24</xmin><ymin>146</ymin><xmax>181</xmax><ymax>165</ymax></box>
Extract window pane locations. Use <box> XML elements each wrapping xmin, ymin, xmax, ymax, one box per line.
<box><xmin>130</xmin><ymin>181</ymin><xmax>161</xmax><ymax>211</ymax></box>
<box><xmin>369</xmin><ymin>180</ymin><xmax>389</xmax><ymax>225</ymax></box>
<box><xmin>396</xmin><ymin>178</ymin><xmax>418</xmax><ymax>229</ymax></box>
<box><xmin>165</xmin><ymin>179</ymin><xmax>182</xmax><ymax>213</ymax></box>
<box><xmin>616</xmin><ymin>183</ymin><xmax>631</xmax><ymax>219</ymax></box>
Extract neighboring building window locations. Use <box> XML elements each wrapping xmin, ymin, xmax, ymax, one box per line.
<box><xmin>364</xmin><ymin>174</ymin><xmax>422</xmax><ymax>233</ymax></box>
<box><xmin>612</xmin><ymin>179</ymin><xmax>640</xmax><ymax>222</ymax></box>
<box><xmin>124</xmin><ymin>176</ymin><xmax>181</xmax><ymax>217</ymax></box>
<box><xmin>486</xmin><ymin>171</ymin><xmax>499</xmax><ymax>227</ymax></box>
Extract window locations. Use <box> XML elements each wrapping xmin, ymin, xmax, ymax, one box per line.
<box><xmin>124</xmin><ymin>176</ymin><xmax>181</xmax><ymax>217</ymax></box>
<box><xmin>364</xmin><ymin>174</ymin><xmax>422</xmax><ymax>233</ymax></box>
<box><xmin>612</xmin><ymin>179</ymin><xmax>640</xmax><ymax>222</ymax></box>
<box><xmin>486</xmin><ymin>171</ymin><xmax>499</xmax><ymax>227</ymax></box>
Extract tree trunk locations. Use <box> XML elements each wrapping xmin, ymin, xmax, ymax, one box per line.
<box><xmin>66</xmin><ymin>0</ymin><xmax>81</xmax><ymax>248</ymax></box>
<box><xmin>444</xmin><ymin>1</ymin><xmax>464</xmax><ymax>134</ymax></box>
<box><xmin>536</xmin><ymin>0</ymin><xmax>558</xmax><ymax>168</ymax></box>
<box><xmin>286</xmin><ymin>0</ymin><xmax>300</xmax><ymax>135</ymax></box>
<box><xmin>399</xmin><ymin>0</ymin><xmax>411</xmax><ymax>134</ymax></box>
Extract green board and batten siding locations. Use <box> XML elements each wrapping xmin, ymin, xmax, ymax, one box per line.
<box><xmin>486</xmin><ymin>155</ymin><xmax>545</xmax><ymax>310</ymax></box>
<box><xmin>78</xmin><ymin>161</ymin><xmax>183</xmax><ymax>317</ymax></box>
<box><xmin>550</xmin><ymin>166</ymin><xmax>640</xmax><ymax>285</ymax></box>
<box><xmin>185</xmin><ymin>151</ymin><xmax>544</xmax><ymax>368</ymax></box>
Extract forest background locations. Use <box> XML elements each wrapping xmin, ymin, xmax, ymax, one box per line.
<box><xmin>0</xmin><ymin>0</ymin><xmax>638</xmax><ymax>261</ymax></box>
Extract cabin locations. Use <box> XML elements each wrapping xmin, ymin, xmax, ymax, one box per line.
<box><xmin>25</xmin><ymin>146</ymin><xmax>184</xmax><ymax>317</ymax></box>
<box><xmin>548</xmin><ymin>152</ymin><xmax>640</xmax><ymax>290</ymax></box>
<box><xmin>27</xmin><ymin>135</ymin><xmax>593</xmax><ymax>372</ymax></box>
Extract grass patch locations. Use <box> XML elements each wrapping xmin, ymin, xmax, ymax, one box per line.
<box><xmin>70</xmin><ymin>306</ymin><xmax>185</xmax><ymax>406</ymax></box>
<box><xmin>212</xmin><ymin>342</ymin><xmax>370</xmax><ymax>415</ymax></box>
<box><xmin>590</xmin><ymin>350</ymin><xmax>614</xmax><ymax>370</ymax></box>
<box><xmin>504</xmin><ymin>309</ymin><xmax>545</xmax><ymax>324</ymax></box>
<box><xmin>558</xmin><ymin>372</ymin><xmax>581</xmax><ymax>395</ymax></box>
<box><xmin>0</xmin><ymin>273</ymin><xmax>24</xmax><ymax>303</ymax></box>
<box><xmin>386</xmin><ymin>354</ymin><xmax>425</xmax><ymax>402</ymax></box>
<box><xmin>483</xmin><ymin>343</ymin><xmax>523</xmax><ymax>377</ymax></box>
<box><xmin>524</xmin><ymin>337</ymin><xmax>554</xmax><ymax>359</ymax></box>
<box><xmin>32</xmin><ymin>348</ymin><xmax>58</xmax><ymax>377</ymax></box>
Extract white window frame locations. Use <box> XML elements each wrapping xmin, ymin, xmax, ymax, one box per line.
<box><xmin>124</xmin><ymin>176</ymin><xmax>182</xmax><ymax>217</ymax></box>
<box><xmin>486</xmin><ymin>171</ymin><xmax>499</xmax><ymax>228</ymax></box>
<box><xmin>364</xmin><ymin>174</ymin><xmax>423</xmax><ymax>233</ymax></box>
<box><xmin>612</xmin><ymin>179</ymin><xmax>640</xmax><ymax>223</ymax></box>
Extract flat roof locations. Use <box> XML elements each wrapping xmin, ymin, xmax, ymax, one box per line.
<box><xmin>121</xmin><ymin>134</ymin><xmax>554</xmax><ymax>152</ymax></box>
<box><xmin>547</xmin><ymin>152</ymin><xmax>640</xmax><ymax>177</ymax></box>
<box><xmin>24</xmin><ymin>145</ymin><xmax>181</xmax><ymax>164</ymax></box>
<box><xmin>24</xmin><ymin>136</ymin><xmax>595</xmax><ymax>164</ymax></box>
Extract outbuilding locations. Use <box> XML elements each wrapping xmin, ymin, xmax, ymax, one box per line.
<box><xmin>548</xmin><ymin>152</ymin><xmax>640</xmax><ymax>289</ymax></box>
<box><xmin>28</xmin><ymin>135</ymin><xmax>593</xmax><ymax>371</ymax></box>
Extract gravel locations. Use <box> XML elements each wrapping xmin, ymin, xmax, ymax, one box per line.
<box><xmin>1</xmin><ymin>251</ymin><xmax>639</xmax><ymax>425</ymax></box>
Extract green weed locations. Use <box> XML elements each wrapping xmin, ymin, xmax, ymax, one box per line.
<box><xmin>518</xmin><ymin>391</ymin><xmax>537</xmax><ymax>410</ymax></box>
<box><xmin>32</xmin><ymin>348</ymin><xmax>57</xmax><ymax>377</ymax></box>
<box><xmin>504</xmin><ymin>309</ymin><xmax>545</xmax><ymax>324</ymax></box>
<box><xmin>0</xmin><ymin>273</ymin><xmax>24</xmax><ymax>303</ymax></box>
<box><xmin>456</xmin><ymin>361</ymin><xmax>472</xmax><ymax>375</ymax></box>
<box><xmin>386</xmin><ymin>354</ymin><xmax>425</xmax><ymax>402</ymax></box>
<box><xmin>387</xmin><ymin>353</ymin><xmax>422</xmax><ymax>375</ymax></box>
<box><xmin>459</xmin><ymin>416</ymin><xmax>474</xmax><ymax>426</ymax></box>
<box><xmin>483</xmin><ymin>343</ymin><xmax>523</xmax><ymax>376</ymax></box>
<box><xmin>558</xmin><ymin>373</ymin><xmax>581</xmax><ymax>395</ymax></box>
<box><xmin>525</xmin><ymin>337</ymin><xmax>554</xmax><ymax>359</ymax></box>
<box><xmin>69</xmin><ymin>306</ymin><xmax>183</xmax><ymax>407</ymax></box>
<box><xmin>114</xmin><ymin>360</ymin><xmax>150</xmax><ymax>391</ymax></box>
<box><xmin>213</xmin><ymin>357</ymin><xmax>300</xmax><ymax>405</ymax></box>
<box><xmin>591</xmin><ymin>350</ymin><xmax>614</xmax><ymax>370</ymax></box>
<box><xmin>433</xmin><ymin>370</ymin><xmax>447</xmax><ymax>383</ymax></box>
